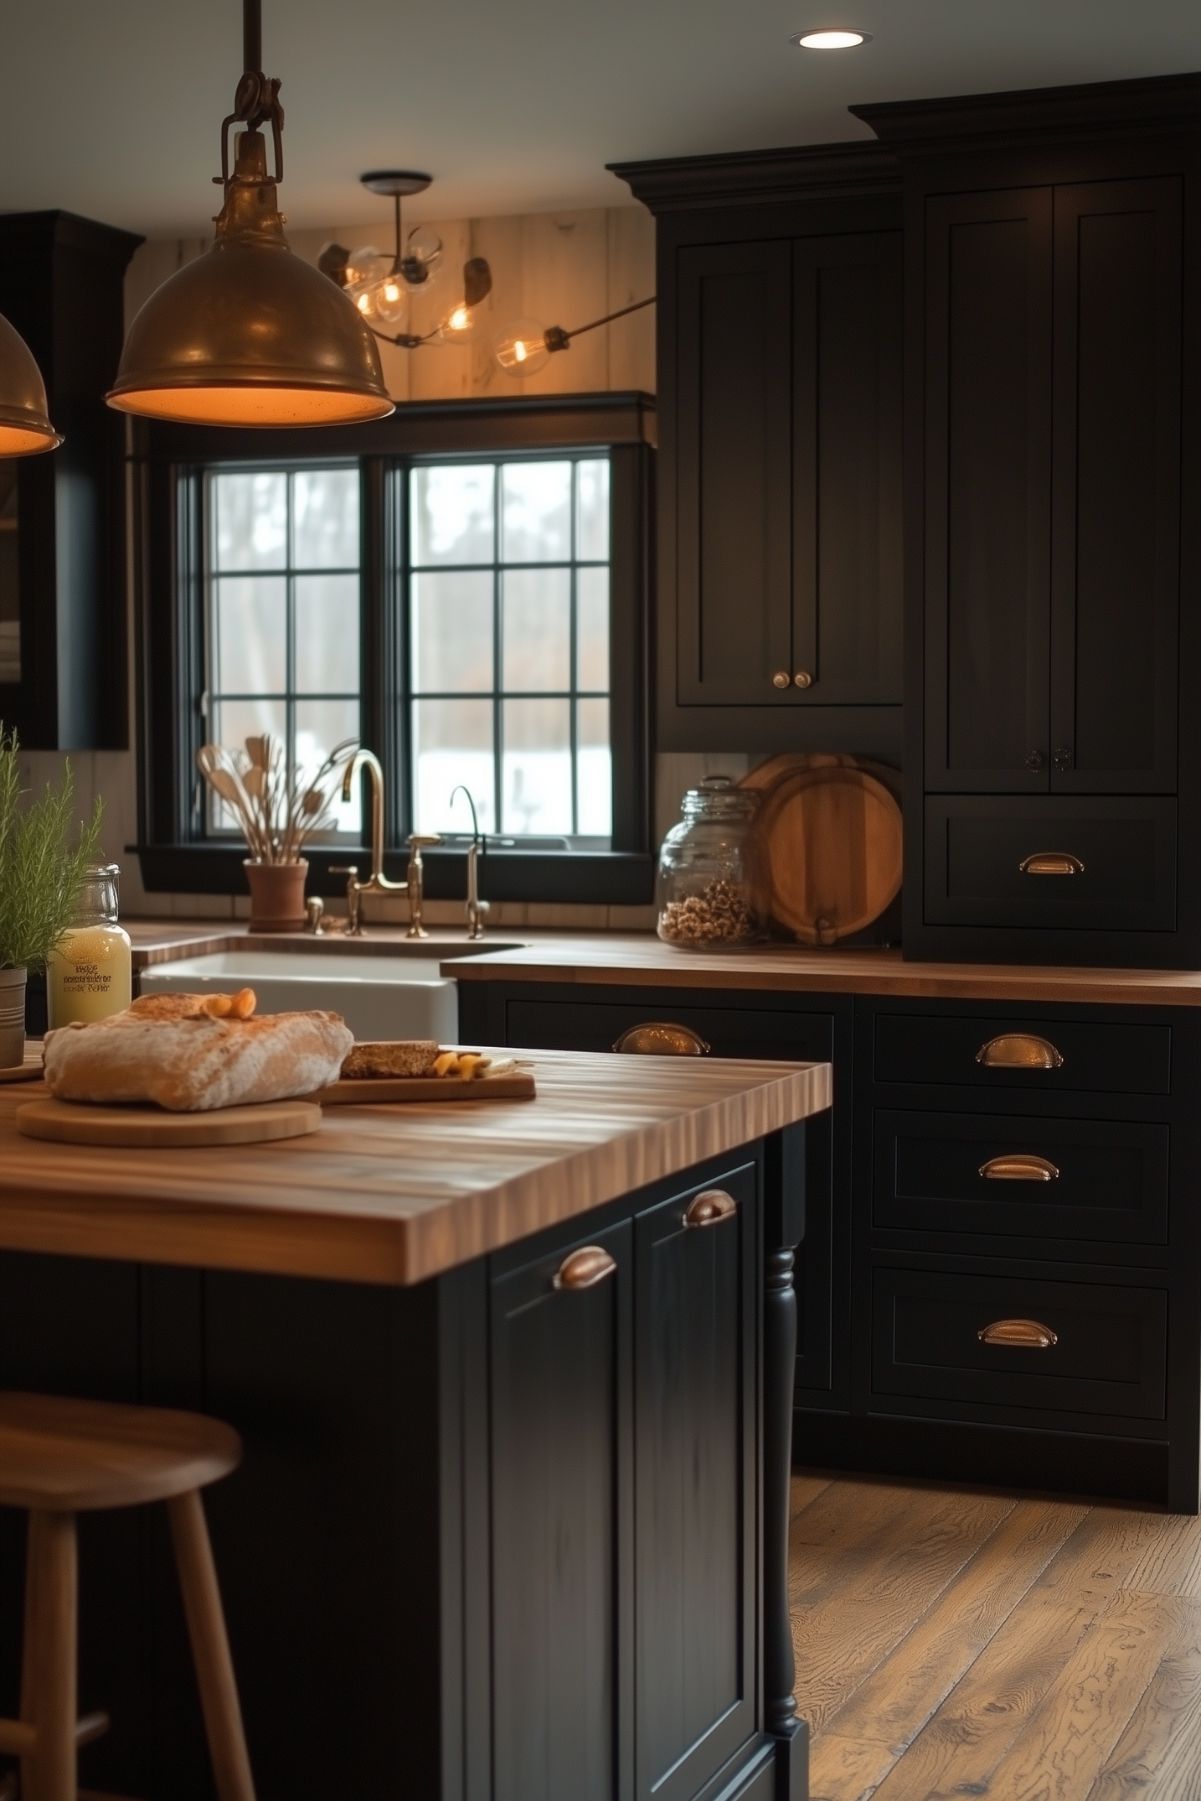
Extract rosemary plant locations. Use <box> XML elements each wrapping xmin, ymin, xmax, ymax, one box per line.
<box><xmin>0</xmin><ymin>727</ymin><xmax>104</xmax><ymax>971</ymax></box>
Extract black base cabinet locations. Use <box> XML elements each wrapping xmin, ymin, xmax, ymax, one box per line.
<box><xmin>0</xmin><ymin>1145</ymin><xmax>808</xmax><ymax>1801</ymax></box>
<box><xmin>462</xmin><ymin>979</ymin><xmax>1201</xmax><ymax>1514</ymax></box>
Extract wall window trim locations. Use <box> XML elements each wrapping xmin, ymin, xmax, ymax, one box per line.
<box><xmin>132</xmin><ymin>392</ymin><xmax>655</xmax><ymax>905</ymax></box>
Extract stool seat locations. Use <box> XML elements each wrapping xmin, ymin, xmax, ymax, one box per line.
<box><xmin>0</xmin><ymin>1391</ymin><xmax>241</xmax><ymax>1513</ymax></box>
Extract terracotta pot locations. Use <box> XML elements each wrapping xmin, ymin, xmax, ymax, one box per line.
<box><xmin>243</xmin><ymin>859</ymin><xmax>309</xmax><ymax>933</ymax></box>
<box><xmin>0</xmin><ymin>965</ymin><xmax>27</xmax><ymax>1070</ymax></box>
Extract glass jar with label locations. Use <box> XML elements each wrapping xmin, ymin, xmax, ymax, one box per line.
<box><xmin>656</xmin><ymin>776</ymin><xmax>765</xmax><ymax>948</ymax></box>
<box><xmin>46</xmin><ymin>862</ymin><xmax>132</xmax><ymax>1028</ymax></box>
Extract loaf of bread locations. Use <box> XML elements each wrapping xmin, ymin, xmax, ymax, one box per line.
<box><xmin>340</xmin><ymin>1040</ymin><xmax>440</xmax><ymax>1078</ymax></box>
<box><xmin>43</xmin><ymin>1004</ymin><xmax>353</xmax><ymax>1112</ymax></box>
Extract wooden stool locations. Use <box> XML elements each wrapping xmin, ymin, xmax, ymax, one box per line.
<box><xmin>0</xmin><ymin>1391</ymin><xmax>255</xmax><ymax>1801</ymax></box>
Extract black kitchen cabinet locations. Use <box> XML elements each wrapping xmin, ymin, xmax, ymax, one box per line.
<box><xmin>489</xmin><ymin>1158</ymin><xmax>798</xmax><ymax>1801</ymax></box>
<box><xmin>0</xmin><ymin>211</ymin><xmax>142</xmax><ymax>749</ymax></box>
<box><xmin>489</xmin><ymin>1218</ymin><xmax>632</xmax><ymax>1801</ymax></box>
<box><xmin>613</xmin><ymin>145</ymin><xmax>903</xmax><ymax>758</ymax></box>
<box><xmin>471</xmin><ymin>985</ymin><xmax>851</xmax><ymax>1409</ymax></box>
<box><xmin>921</xmin><ymin>176</ymin><xmax>1182</xmax><ymax>798</ymax></box>
<box><xmin>853</xmin><ymin>75</ymin><xmax>1200</xmax><ymax>963</ymax></box>
<box><xmin>633</xmin><ymin>1168</ymin><xmax>757</xmax><ymax>1801</ymax></box>
<box><xmin>462</xmin><ymin>974</ymin><xmax>1201</xmax><ymax>1511</ymax></box>
<box><xmin>0</xmin><ymin>1139</ymin><xmax>809</xmax><ymax>1800</ymax></box>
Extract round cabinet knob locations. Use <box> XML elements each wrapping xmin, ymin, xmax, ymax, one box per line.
<box><xmin>793</xmin><ymin>671</ymin><xmax>813</xmax><ymax>689</ymax></box>
<box><xmin>1052</xmin><ymin>746</ymin><xmax>1073</xmax><ymax>773</ymax></box>
<box><xmin>1025</xmin><ymin>750</ymin><xmax>1045</xmax><ymax>772</ymax></box>
<box><xmin>771</xmin><ymin>671</ymin><xmax>790</xmax><ymax>690</ymax></box>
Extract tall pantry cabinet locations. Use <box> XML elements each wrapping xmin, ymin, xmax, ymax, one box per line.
<box><xmin>857</xmin><ymin>76</ymin><xmax>1200</xmax><ymax>965</ymax></box>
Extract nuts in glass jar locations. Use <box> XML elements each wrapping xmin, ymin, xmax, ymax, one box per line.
<box><xmin>658</xmin><ymin>877</ymin><xmax>757</xmax><ymax>947</ymax></box>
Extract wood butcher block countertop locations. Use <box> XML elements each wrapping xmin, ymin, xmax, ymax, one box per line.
<box><xmin>444</xmin><ymin>937</ymin><xmax>1201</xmax><ymax>1008</ymax></box>
<box><xmin>0</xmin><ymin>1049</ymin><xmax>829</xmax><ymax>1288</ymax></box>
<box><xmin>123</xmin><ymin>921</ymin><xmax>1201</xmax><ymax>1005</ymax></box>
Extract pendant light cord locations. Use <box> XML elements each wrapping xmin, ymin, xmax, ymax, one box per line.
<box><xmin>392</xmin><ymin>191</ymin><xmax>404</xmax><ymax>276</ymax></box>
<box><xmin>243</xmin><ymin>0</ymin><xmax>262</xmax><ymax>73</ymax></box>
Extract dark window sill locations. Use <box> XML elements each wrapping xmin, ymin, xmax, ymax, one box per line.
<box><xmin>133</xmin><ymin>844</ymin><xmax>655</xmax><ymax>907</ymax></box>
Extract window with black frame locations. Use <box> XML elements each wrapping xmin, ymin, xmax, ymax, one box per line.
<box><xmin>204</xmin><ymin>465</ymin><xmax>363</xmax><ymax>835</ymax></box>
<box><xmin>136</xmin><ymin>396</ymin><xmax>653</xmax><ymax>904</ymax></box>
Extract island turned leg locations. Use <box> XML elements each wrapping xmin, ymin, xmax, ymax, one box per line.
<box><xmin>765</xmin><ymin>1128</ymin><xmax>809</xmax><ymax>1801</ymax></box>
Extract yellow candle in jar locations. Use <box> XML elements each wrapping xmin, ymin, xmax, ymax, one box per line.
<box><xmin>46</xmin><ymin>922</ymin><xmax>132</xmax><ymax>1027</ymax></box>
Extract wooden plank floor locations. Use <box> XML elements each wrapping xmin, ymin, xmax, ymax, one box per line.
<box><xmin>791</xmin><ymin>1470</ymin><xmax>1201</xmax><ymax>1800</ymax></box>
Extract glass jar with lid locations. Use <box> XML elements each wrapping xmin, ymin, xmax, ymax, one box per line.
<box><xmin>46</xmin><ymin>862</ymin><xmax>132</xmax><ymax>1028</ymax></box>
<box><xmin>656</xmin><ymin>776</ymin><xmax>765</xmax><ymax>948</ymax></box>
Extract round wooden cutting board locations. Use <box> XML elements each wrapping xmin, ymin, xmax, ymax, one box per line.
<box><xmin>748</xmin><ymin>763</ymin><xmax>903</xmax><ymax>945</ymax></box>
<box><xmin>15</xmin><ymin>1098</ymin><xmax>322</xmax><ymax>1148</ymax></box>
<box><xmin>0</xmin><ymin>1061</ymin><xmax>42</xmax><ymax>1085</ymax></box>
<box><xmin>739</xmin><ymin>749</ymin><xmax>902</xmax><ymax>798</ymax></box>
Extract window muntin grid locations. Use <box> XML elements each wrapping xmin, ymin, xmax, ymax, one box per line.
<box><xmin>200</xmin><ymin>454</ymin><xmax>614</xmax><ymax>849</ymax></box>
<box><xmin>204</xmin><ymin>465</ymin><xmax>362</xmax><ymax>836</ymax></box>
<box><xmin>406</xmin><ymin>453</ymin><xmax>612</xmax><ymax>844</ymax></box>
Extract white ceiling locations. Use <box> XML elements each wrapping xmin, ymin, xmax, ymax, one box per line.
<box><xmin>2</xmin><ymin>0</ymin><xmax>1198</xmax><ymax>237</ymax></box>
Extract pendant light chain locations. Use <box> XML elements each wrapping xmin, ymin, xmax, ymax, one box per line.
<box><xmin>107</xmin><ymin>0</ymin><xmax>394</xmax><ymax>426</ymax></box>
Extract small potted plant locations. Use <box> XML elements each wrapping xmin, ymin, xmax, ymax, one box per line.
<box><xmin>0</xmin><ymin>725</ymin><xmax>103</xmax><ymax>1069</ymax></box>
<box><xmin>196</xmin><ymin>735</ymin><xmax>357</xmax><ymax>932</ymax></box>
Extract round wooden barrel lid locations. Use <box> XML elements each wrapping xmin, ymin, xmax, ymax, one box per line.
<box><xmin>748</xmin><ymin>764</ymin><xmax>903</xmax><ymax>944</ymax></box>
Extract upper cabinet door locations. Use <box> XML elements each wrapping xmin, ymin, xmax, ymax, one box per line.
<box><xmin>674</xmin><ymin>239</ymin><xmax>794</xmax><ymax>705</ymax></box>
<box><xmin>924</xmin><ymin>189</ymin><xmax>1054</xmax><ymax>792</ymax></box>
<box><xmin>1049</xmin><ymin>178</ymin><xmax>1183</xmax><ymax>795</ymax></box>
<box><xmin>791</xmin><ymin>232</ymin><xmax>903</xmax><ymax>704</ymax></box>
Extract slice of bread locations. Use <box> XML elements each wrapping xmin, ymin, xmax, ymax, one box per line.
<box><xmin>341</xmin><ymin>1040</ymin><xmax>441</xmax><ymax>1079</ymax></box>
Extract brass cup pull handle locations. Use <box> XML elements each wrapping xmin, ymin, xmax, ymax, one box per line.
<box><xmin>979</xmin><ymin>1154</ymin><xmax>1061</xmax><ymax>1183</ymax></box>
<box><xmin>683</xmin><ymin>1189</ymin><xmax>737</xmax><ymax>1229</ymax></box>
<box><xmin>977</xmin><ymin>1318</ymin><xmax>1059</xmax><ymax>1350</ymax></box>
<box><xmin>976</xmin><ymin>1034</ymin><xmax>1065</xmax><ymax>1070</ymax></box>
<box><xmin>553</xmin><ymin>1246</ymin><xmax>618</xmax><ymax>1291</ymax></box>
<box><xmin>1020</xmin><ymin>852</ymin><xmax>1085</xmax><ymax>877</ymax></box>
<box><xmin>612</xmin><ymin>1022</ymin><xmax>711</xmax><ymax>1056</ymax></box>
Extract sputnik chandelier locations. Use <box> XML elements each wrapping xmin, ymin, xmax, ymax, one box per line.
<box><xmin>320</xmin><ymin>171</ymin><xmax>655</xmax><ymax>374</ymax></box>
<box><xmin>318</xmin><ymin>172</ymin><xmax>492</xmax><ymax>351</ymax></box>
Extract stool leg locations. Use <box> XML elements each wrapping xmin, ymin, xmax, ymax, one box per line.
<box><xmin>166</xmin><ymin>1490</ymin><xmax>255</xmax><ymax>1801</ymax></box>
<box><xmin>30</xmin><ymin>1511</ymin><xmax>78</xmax><ymax>1801</ymax></box>
<box><xmin>20</xmin><ymin>1511</ymin><xmax>46</xmax><ymax>1801</ymax></box>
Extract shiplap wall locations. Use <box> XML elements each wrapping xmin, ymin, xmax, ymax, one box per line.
<box><xmin>22</xmin><ymin>206</ymin><xmax>683</xmax><ymax>924</ymax></box>
<box><xmin>127</xmin><ymin>207</ymin><xmax>656</xmax><ymax>401</ymax></box>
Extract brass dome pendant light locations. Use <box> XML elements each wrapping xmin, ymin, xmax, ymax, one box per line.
<box><xmin>107</xmin><ymin>0</ymin><xmax>394</xmax><ymax>428</ymax></box>
<box><xmin>0</xmin><ymin>313</ymin><xmax>61</xmax><ymax>456</ymax></box>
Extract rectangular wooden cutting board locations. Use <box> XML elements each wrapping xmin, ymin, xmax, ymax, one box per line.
<box><xmin>315</xmin><ymin>1072</ymin><xmax>536</xmax><ymax>1105</ymax></box>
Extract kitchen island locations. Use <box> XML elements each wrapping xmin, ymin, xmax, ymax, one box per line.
<box><xmin>0</xmin><ymin>1048</ymin><xmax>830</xmax><ymax>1801</ymax></box>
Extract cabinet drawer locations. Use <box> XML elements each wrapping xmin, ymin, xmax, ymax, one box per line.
<box><xmin>873</xmin><ymin>1012</ymin><xmax>1171</xmax><ymax>1095</ymax></box>
<box><xmin>505</xmin><ymin>998</ymin><xmax>832</xmax><ymax>1063</ymax></box>
<box><xmin>925</xmin><ymin>796</ymin><xmax>1177</xmax><ymax>932</ymax></box>
<box><xmin>874</xmin><ymin>1110</ymin><xmax>1169</xmax><ymax>1245</ymax></box>
<box><xmin>872</xmin><ymin>1266</ymin><xmax>1167</xmax><ymax>1420</ymax></box>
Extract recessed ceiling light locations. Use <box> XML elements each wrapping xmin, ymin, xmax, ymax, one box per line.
<box><xmin>791</xmin><ymin>28</ymin><xmax>872</xmax><ymax>49</ymax></box>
